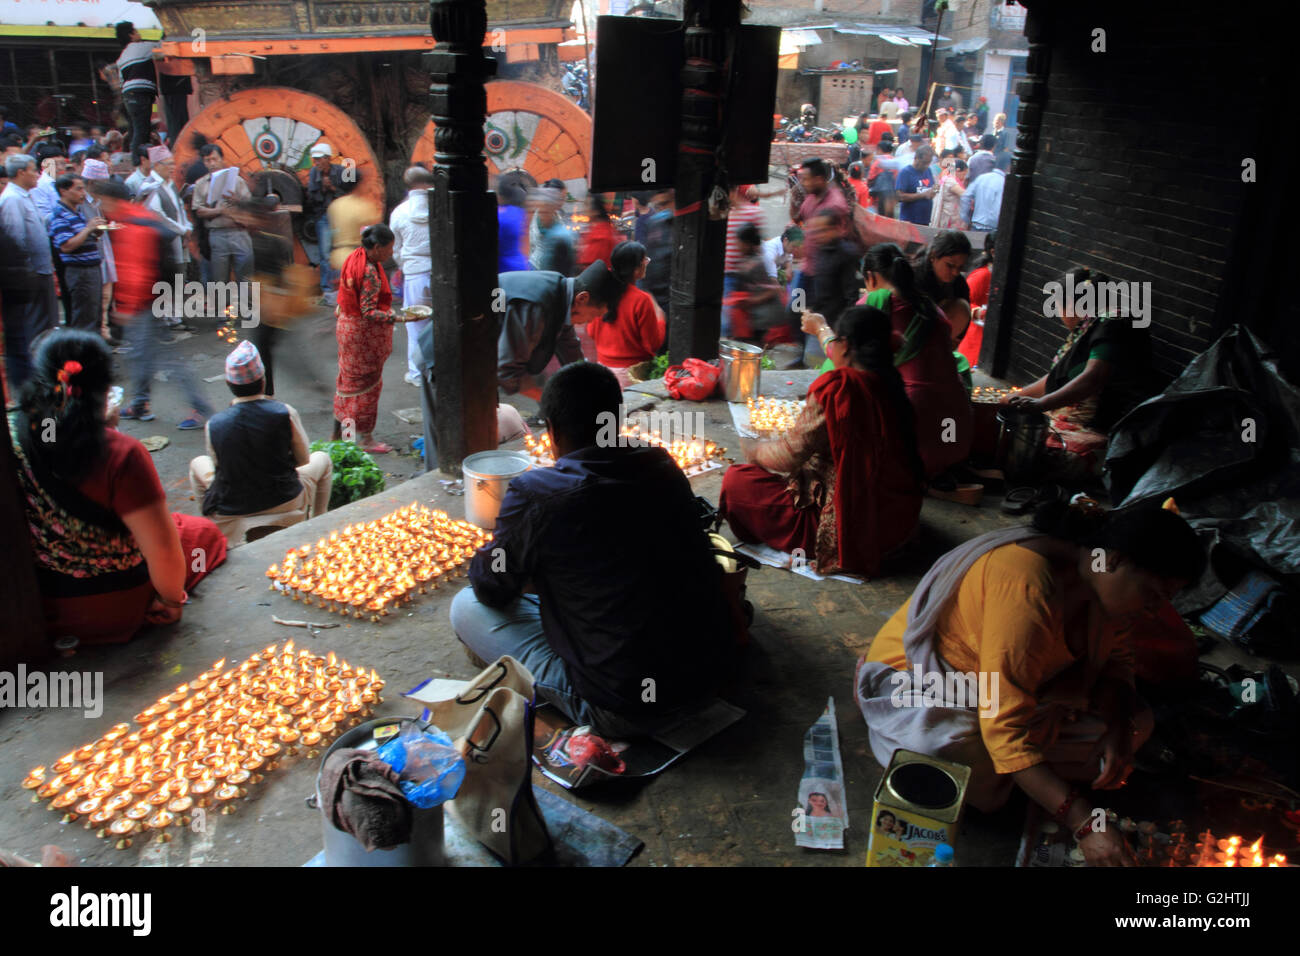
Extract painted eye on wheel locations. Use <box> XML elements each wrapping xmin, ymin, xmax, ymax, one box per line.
<box><xmin>484</xmin><ymin>125</ymin><xmax>509</xmax><ymax>156</ymax></box>
<box><xmin>252</xmin><ymin>128</ymin><xmax>284</xmax><ymax>161</ymax></box>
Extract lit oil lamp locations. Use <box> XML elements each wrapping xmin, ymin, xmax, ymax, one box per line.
<box><xmin>21</xmin><ymin>766</ymin><xmax>46</xmax><ymax>790</ymax></box>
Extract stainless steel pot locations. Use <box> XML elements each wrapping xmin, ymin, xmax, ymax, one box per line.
<box><xmin>313</xmin><ymin>716</ymin><xmax>446</xmax><ymax>867</ymax></box>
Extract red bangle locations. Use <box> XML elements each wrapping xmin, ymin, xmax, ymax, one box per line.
<box><xmin>1053</xmin><ymin>788</ymin><xmax>1081</xmax><ymax>825</ymax></box>
<box><xmin>1075</xmin><ymin>816</ymin><xmax>1097</xmax><ymax>842</ymax></box>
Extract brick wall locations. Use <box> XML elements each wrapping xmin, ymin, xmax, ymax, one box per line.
<box><xmin>1000</xmin><ymin>5</ymin><xmax>1262</xmax><ymax>387</ymax></box>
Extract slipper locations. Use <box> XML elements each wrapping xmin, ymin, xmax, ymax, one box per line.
<box><xmin>1000</xmin><ymin>486</ymin><xmax>1039</xmax><ymax>515</ymax></box>
<box><xmin>140</xmin><ymin>436</ymin><xmax>170</xmax><ymax>452</ymax></box>
<box><xmin>928</xmin><ymin>482</ymin><xmax>984</xmax><ymax>506</ymax></box>
<box><xmin>361</xmin><ymin>441</ymin><xmax>394</xmax><ymax>454</ymax></box>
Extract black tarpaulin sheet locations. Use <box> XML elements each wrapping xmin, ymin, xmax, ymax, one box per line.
<box><xmin>1104</xmin><ymin>326</ymin><xmax>1300</xmax><ymax>612</ymax></box>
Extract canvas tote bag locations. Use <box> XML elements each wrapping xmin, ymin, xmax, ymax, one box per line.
<box><xmin>425</xmin><ymin>656</ymin><xmax>551</xmax><ymax>864</ymax></box>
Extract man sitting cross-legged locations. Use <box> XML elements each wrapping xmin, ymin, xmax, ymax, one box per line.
<box><xmin>189</xmin><ymin>341</ymin><xmax>333</xmax><ymax>546</ymax></box>
<box><xmin>451</xmin><ymin>361</ymin><xmax>736</xmax><ymax>738</ymax></box>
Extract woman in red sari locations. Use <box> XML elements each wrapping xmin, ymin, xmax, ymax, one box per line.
<box><xmin>719</xmin><ymin>307</ymin><xmax>925</xmax><ymax>578</ymax></box>
<box><xmin>11</xmin><ymin>330</ymin><xmax>225</xmax><ymax>644</ymax></box>
<box><xmin>333</xmin><ymin>224</ymin><xmax>397</xmax><ymax>454</ymax></box>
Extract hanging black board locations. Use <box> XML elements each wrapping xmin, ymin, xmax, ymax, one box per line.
<box><xmin>590</xmin><ymin>16</ymin><xmax>779</xmax><ymax>191</ymax></box>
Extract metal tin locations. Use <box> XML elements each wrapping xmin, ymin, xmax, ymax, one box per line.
<box><xmin>315</xmin><ymin>716</ymin><xmax>445</xmax><ymax>867</ymax></box>
<box><xmin>866</xmin><ymin>749</ymin><xmax>971</xmax><ymax>867</ymax></box>
<box><xmin>718</xmin><ymin>339</ymin><xmax>763</xmax><ymax>403</ymax></box>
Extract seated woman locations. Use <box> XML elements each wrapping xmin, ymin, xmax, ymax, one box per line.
<box><xmin>10</xmin><ymin>330</ymin><xmax>225</xmax><ymax>644</ymax></box>
<box><xmin>583</xmin><ymin>240</ymin><xmax>665</xmax><ymax>389</ymax></box>
<box><xmin>807</xmin><ymin>243</ymin><xmax>972</xmax><ymax>483</ymax></box>
<box><xmin>1000</xmin><ymin>266</ymin><xmax>1152</xmax><ymax>480</ymax></box>
<box><xmin>719</xmin><ymin>306</ymin><xmax>925</xmax><ymax>578</ymax></box>
<box><xmin>914</xmin><ymin>230</ymin><xmax>973</xmax><ymax>348</ymax></box>
<box><xmin>856</xmin><ymin>499</ymin><xmax>1205</xmax><ymax>866</ymax></box>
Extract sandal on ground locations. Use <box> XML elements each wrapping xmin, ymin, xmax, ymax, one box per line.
<box><xmin>926</xmin><ymin>471</ymin><xmax>984</xmax><ymax>506</ymax></box>
<box><xmin>361</xmin><ymin>441</ymin><xmax>394</xmax><ymax>454</ymax></box>
<box><xmin>1000</xmin><ymin>483</ymin><xmax>1064</xmax><ymax>515</ymax></box>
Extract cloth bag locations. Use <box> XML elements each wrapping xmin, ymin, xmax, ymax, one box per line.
<box><xmin>424</xmin><ymin>656</ymin><xmax>552</xmax><ymax>864</ymax></box>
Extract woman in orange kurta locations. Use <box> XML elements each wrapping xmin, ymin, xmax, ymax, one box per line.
<box><xmin>719</xmin><ymin>306</ymin><xmax>925</xmax><ymax>578</ymax></box>
<box><xmin>856</xmin><ymin>500</ymin><xmax>1206</xmax><ymax>866</ymax></box>
<box><xmin>333</xmin><ymin>224</ymin><xmax>397</xmax><ymax>454</ymax></box>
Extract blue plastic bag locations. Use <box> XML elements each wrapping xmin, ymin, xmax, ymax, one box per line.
<box><xmin>376</xmin><ymin>723</ymin><xmax>466</xmax><ymax>809</ymax></box>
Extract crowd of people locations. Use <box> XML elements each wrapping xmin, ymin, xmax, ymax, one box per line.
<box><xmin>3</xmin><ymin>58</ymin><xmax>1194</xmax><ymax>866</ymax></box>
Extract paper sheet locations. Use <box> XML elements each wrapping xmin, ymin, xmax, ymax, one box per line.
<box><xmin>734</xmin><ymin>542</ymin><xmax>866</xmax><ymax>584</ymax></box>
<box><xmin>795</xmin><ymin>697</ymin><xmax>849</xmax><ymax>850</ymax></box>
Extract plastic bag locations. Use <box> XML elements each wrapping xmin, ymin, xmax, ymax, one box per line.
<box><xmin>664</xmin><ymin>358</ymin><xmax>721</xmax><ymax>401</ymax></box>
<box><xmin>376</xmin><ymin>723</ymin><xmax>466</xmax><ymax>809</ymax></box>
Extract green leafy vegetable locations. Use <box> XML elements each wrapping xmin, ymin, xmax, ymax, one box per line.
<box><xmin>309</xmin><ymin>440</ymin><xmax>387</xmax><ymax>510</ymax></box>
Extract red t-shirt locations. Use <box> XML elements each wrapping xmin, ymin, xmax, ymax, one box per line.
<box><xmin>588</xmin><ymin>285</ymin><xmax>666</xmax><ymax>367</ymax></box>
<box><xmin>966</xmin><ymin>265</ymin><xmax>991</xmax><ymax>308</ymax></box>
<box><xmin>106</xmin><ymin>202</ymin><xmax>164</xmax><ymax>316</ymax></box>
<box><xmin>850</xmin><ymin>178</ymin><xmax>872</xmax><ymax>208</ymax></box>
<box><xmin>578</xmin><ymin>219</ymin><xmax>618</xmax><ymax>270</ymax></box>
<box><xmin>77</xmin><ymin>428</ymin><xmax>166</xmax><ymax>516</ymax></box>
<box><xmin>866</xmin><ymin>120</ymin><xmax>893</xmax><ymax>146</ymax></box>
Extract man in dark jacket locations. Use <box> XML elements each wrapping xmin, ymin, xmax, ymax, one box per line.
<box><xmin>188</xmin><ymin>341</ymin><xmax>332</xmax><ymax>546</ymax></box>
<box><xmin>414</xmin><ymin>260</ymin><xmax>612</xmax><ymax>470</ymax></box>
<box><xmin>452</xmin><ymin>361</ymin><xmax>735</xmax><ymax>736</ymax></box>
<box><xmin>305</xmin><ymin>142</ymin><xmax>345</xmax><ymax>299</ymax></box>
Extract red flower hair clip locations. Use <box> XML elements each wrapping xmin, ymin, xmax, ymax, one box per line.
<box><xmin>55</xmin><ymin>360</ymin><xmax>84</xmax><ymax>405</ymax></box>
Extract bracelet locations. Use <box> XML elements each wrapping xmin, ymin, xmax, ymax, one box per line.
<box><xmin>156</xmin><ymin>591</ymin><xmax>187</xmax><ymax>609</ymax></box>
<box><xmin>1053</xmin><ymin>788</ymin><xmax>1081</xmax><ymax>825</ymax></box>
<box><xmin>1075</xmin><ymin>815</ymin><xmax>1098</xmax><ymax>842</ymax></box>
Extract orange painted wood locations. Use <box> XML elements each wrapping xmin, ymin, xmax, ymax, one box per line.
<box><xmin>158</xmin><ymin>28</ymin><xmax>567</xmax><ymax>58</ymax></box>
<box><xmin>411</xmin><ymin>80</ymin><xmax>591</xmax><ymax>188</ymax></box>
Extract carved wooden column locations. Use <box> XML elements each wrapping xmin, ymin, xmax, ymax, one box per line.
<box><xmin>667</xmin><ymin>0</ymin><xmax>742</xmax><ymax>364</ymax></box>
<box><xmin>427</xmin><ymin>0</ymin><xmax>499</xmax><ymax>473</ymax></box>
<box><xmin>981</xmin><ymin>4</ymin><xmax>1051</xmax><ymax>378</ymax></box>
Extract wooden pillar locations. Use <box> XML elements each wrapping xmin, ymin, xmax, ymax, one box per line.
<box><xmin>667</xmin><ymin>0</ymin><xmax>742</xmax><ymax>364</ymax></box>
<box><xmin>427</xmin><ymin>0</ymin><xmax>500</xmax><ymax>474</ymax></box>
<box><xmin>981</xmin><ymin>6</ymin><xmax>1051</xmax><ymax>379</ymax></box>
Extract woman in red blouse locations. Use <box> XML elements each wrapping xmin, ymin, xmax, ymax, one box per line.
<box><xmin>958</xmin><ymin>231</ymin><xmax>995</xmax><ymax>368</ymax></box>
<box><xmin>719</xmin><ymin>306</ymin><xmax>925</xmax><ymax>578</ymax></box>
<box><xmin>333</xmin><ymin>224</ymin><xmax>398</xmax><ymax>454</ymax></box>
<box><xmin>583</xmin><ymin>241</ymin><xmax>666</xmax><ymax>387</ymax></box>
<box><xmin>577</xmin><ymin>194</ymin><xmax>619</xmax><ymax>271</ymax></box>
<box><xmin>10</xmin><ymin>331</ymin><xmax>225</xmax><ymax>644</ymax></box>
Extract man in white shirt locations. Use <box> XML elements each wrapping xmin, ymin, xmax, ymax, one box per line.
<box><xmin>389</xmin><ymin>166</ymin><xmax>435</xmax><ymax>386</ymax></box>
<box><xmin>124</xmin><ymin>145</ymin><xmax>152</xmax><ymax>198</ymax></box>
<box><xmin>31</xmin><ymin>154</ymin><xmax>66</xmax><ymax>223</ymax></box>
<box><xmin>137</xmin><ymin>145</ymin><xmax>189</xmax><ymax>266</ymax></box>
<box><xmin>935</xmin><ymin>110</ymin><xmax>962</xmax><ymax>154</ymax></box>
<box><xmin>1</xmin><ymin>153</ymin><xmax>57</xmax><ymax>389</ymax></box>
<box><xmin>761</xmin><ymin>225</ymin><xmax>803</xmax><ymax>289</ymax></box>
<box><xmin>894</xmin><ymin>132</ymin><xmax>926</xmax><ymax>165</ymax></box>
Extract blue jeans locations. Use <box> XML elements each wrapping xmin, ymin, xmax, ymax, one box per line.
<box><xmin>127</xmin><ymin>309</ymin><xmax>214</xmax><ymax>418</ymax></box>
<box><xmin>449</xmin><ymin>587</ymin><xmax>686</xmax><ymax>738</ymax></box>
<box><xmin>721</xmin><ymin>273</ymin><xmax>740</xmax><ymax>338</ymax></box>
<box><xmin>315</xmin><ymin>214</ymin><xmax>336</xmax><ymax>292</ymax></box>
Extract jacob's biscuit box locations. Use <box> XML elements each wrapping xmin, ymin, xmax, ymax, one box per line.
<box><xmin>866</xmin><ymin>749</ymin><xmax>971</xmax><ymax>867</ymax></box>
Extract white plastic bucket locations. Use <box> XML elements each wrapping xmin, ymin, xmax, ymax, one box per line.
<box><xmin>462</xmin><ymin>450</ymin><xmax>532</xmax><ymax>530</ymax></box>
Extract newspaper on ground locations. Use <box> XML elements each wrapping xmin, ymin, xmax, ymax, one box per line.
<box><xmin>735</xmin><ymin>541</ymin><xmax>866</xmax><ymax>584</ymax></box>
<box><xmin>796</xmin><ymin>696</ymin><xmax>849</xmax><ymax>850</ymax></box>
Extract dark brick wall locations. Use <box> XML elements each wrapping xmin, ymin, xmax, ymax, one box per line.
<box><xmin>1001</xmin><ymin>5</ymin><xmax>1270</xmax><ymax>387</ymax></box>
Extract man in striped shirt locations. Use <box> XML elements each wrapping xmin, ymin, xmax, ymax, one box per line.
<box><xmin>48</xmin><ymin>174</ymin><xmax>106</xmax><ymax>331</ymax></box>
<box><xmin>115</xmin><ymin>21</ymin><xmax>159</xmax><ymax>152</ymax></box>
<box><xmin>722</xmin><ymin>185</ymin><xmax>766</xmax><ymax>338</ymax></box>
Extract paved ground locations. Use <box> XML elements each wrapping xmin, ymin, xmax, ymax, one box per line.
<box><xmin>5</xmin><ymin>299</ymin><xmax>1286</xmax><ymax>868</ymax></box>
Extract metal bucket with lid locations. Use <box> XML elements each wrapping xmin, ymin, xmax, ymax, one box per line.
<box><xmin>462</xmin><ymin>450</ymin><xmax>531</xmax><ymax>530</ymax></box>
<box><xmin>313</xmin><ymin>715</ymin><xmax>446</xmax><ymax>867</ymax></box>
<box><xmin>718</xmin><ymin>338</ymin><xmax>763</xmax><ymax>403</ymax></box>
<box><xmin>995</xmin><ymin>407</ymin><xmax>1049</xmax><ymax>483</ymax></box>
